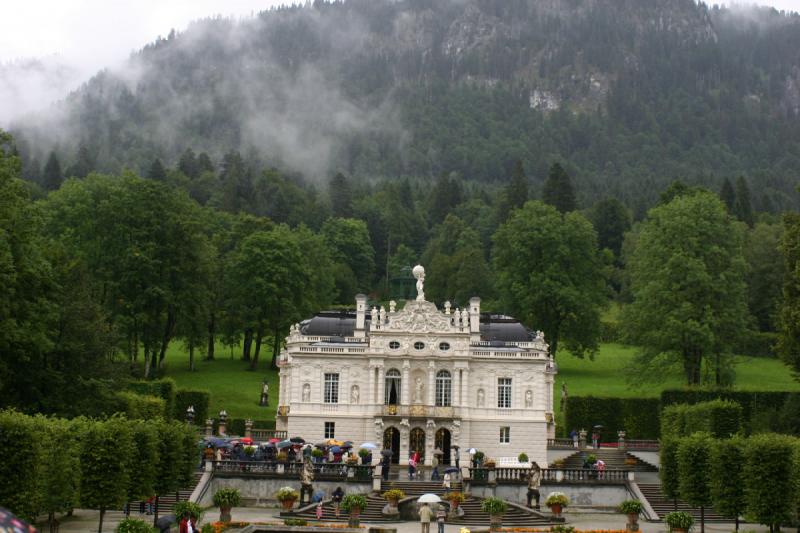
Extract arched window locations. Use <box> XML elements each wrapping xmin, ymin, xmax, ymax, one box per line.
<box><xmin>435</xmin><ymin>370</ymin><xmax>452</xmax><ymax>407</ymax></box>
<box><xmin>385</xmin><ymin>369</ymin><xmax>401</xmax><ymax>405</ymax></box>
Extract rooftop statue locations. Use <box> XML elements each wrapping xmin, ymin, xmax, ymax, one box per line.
<box><xmin>412</xmin><ymin>264</ymin><xmax>425</xmax><ymax>301</ymax></box>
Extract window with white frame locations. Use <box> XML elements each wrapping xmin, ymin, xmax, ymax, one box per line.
<box><xmin>324</xmin><ymin>373</ymin><xmax>339</xmax><ymax>403</ymax></box>
<box><xmin>435</xmin><ymin>370</ymin><xmax>452</xmax><ymax>407</ymax></box>
<box><xmin>497</xmin><ymin>377</ymin><xmax>512</xmax><ymax>408</ymax></box>
<box><xmin>500</xmin><ymin>426</ymin><xmax>510</xmax><ymax>443</ymax></box>
<box><xmin>324</xmin><ymin>422</ymin><xmax>335</xmax><ymax>439</ymax></box>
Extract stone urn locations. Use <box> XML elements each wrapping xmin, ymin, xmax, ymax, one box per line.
<box><xmin>549</xmin><ymin>503</ymin><xmax>563</xmax><ymax>517</ymax></box>
<box><xmin>280</xmin><ymin>498</ymin><xmax>296</xmax><ymax>511</ymax></box>
<box><xmin>626</xmin><ymin>513</ymin><xmax>640</xmax><ymax>532</ymax></box>
<box><xmin>489</xmin><ymin>514</ymin><xmax>503</xmax><ymax>531</ymax></box>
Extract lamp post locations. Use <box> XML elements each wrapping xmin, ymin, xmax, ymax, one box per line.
<box><xmin>185</xmin><ymin>405</ymin><xmax>195</xmax><ymax>425</ymax></box>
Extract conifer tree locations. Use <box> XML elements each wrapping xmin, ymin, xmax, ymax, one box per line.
<box><xmin>148</xmin><ymin>158</ymin><xmax>167</xmax><ymax>181</ymax></box>
<box><xmin>329</xmin><ymin>172</ymin><xmax>353</xmax><ymax>218</ymax></box>
<box><xmin>65</xmin><ymin>144</ymin><xmax>94</xmax><ymax>179</ymax></box>
<box><xmin>42</xmin><ymin>151</ymin><xmax>63</xmax><ymax>191</ymax></box>
<box><xmin>719</xmin><ymin>178</ymin><xmax>736</xmax><ymax>212</ymax></box>
<box><xmin>542</xmin><ymin>162</ymin><xmax>576</xmax><ymax>213</ymax></box>
<box><xmin>178</xmin><ymin>148</ymin><xmax>199</xmax><ymax>179</ymax></box>
<box><xmin>734</xmin><ymin>176</ymin><xmax>754</xmax><ymax>227</ymax></box>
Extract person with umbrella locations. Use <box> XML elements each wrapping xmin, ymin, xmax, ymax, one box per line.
<box><xmin>431</xmin><ymin>448</ymin><xmax>441</xmax><ymax>480</ymax></box>
<box><xmin>418</xmin><ymin>502</ymin><xmax>434</xmax><ymax>533</ymax></box>
<box><xmin>331</xmin><ymin>486</ymin><xmax>344</xmax><ymax>518</ymax></box>
<box><xmin>380</xmin><ymin>451</ymin><xmax>391</xmax><ymax>481</ymax></box>
<box><xmin>592</xmin><ymin>427</ymin><xmax>600</xmax><ymax>449</ymax></box>
<box><xmin>178</xmin><ymin>511</ymin><xmax>196</xmax><ymax>533</ymax></box>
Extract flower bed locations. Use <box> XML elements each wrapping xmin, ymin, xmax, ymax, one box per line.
<box><xmin>205</xmin><ymin>521</ymin><xmax>365</xmax><ymax>533</ymax></box>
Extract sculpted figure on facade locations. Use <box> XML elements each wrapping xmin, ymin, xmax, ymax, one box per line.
<box><xmin>302</xmin><ymin>383</ymin><xmax>311</xmax><ymax>402</ymax></box>
<box><xmin>477</xmin><ymin>388</ymin><xmax>485</xmax><ymax>407</ymax></box>
<box><xmin>389</xmin><ymin>300</ymin><xmax>396</xmax><ymax>313</ymax></box>
<box><xmin>414</xmin><ymin>377</ymin><xmax>424</xmax><ymax>403</ymax></box>
<box><xmin>351</xmin><ymin>385</ymin><xmax>360</xmax><ymax>404</ymax></box>
<box><xmin>525</xmin><ymin>389</ymin><xmax>533</xmax><ymax>408</ymax></box>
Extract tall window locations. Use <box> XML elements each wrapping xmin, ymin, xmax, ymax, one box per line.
<box><xmin>325</xmin><ymin>422</ymin><xmax>335</xmax><ymax>439</ymax></box>
<box><xmin>500</xmin><ymin>426</ymin><xmax>510</xmax><ymax>443</ymax></box>
<box><xmin>435</xmin><ymin>370</ymin><xmax>452</xmax><ymax>407</ymax></box>
<box><xmin>384</xmin><ymin>369</ymin><xmax>401</xmax><ymax>405</ymax></box>
<box><xmin>324</xmin><ymin>373</ymin><xmax>339</xmax><ymax>403</ymax></box>
<box><xmin>498</xmin><ymin>377</ymin><xmax>512</xmax><ymax>408</ymax></box>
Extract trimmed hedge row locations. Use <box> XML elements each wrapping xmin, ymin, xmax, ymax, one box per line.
<box><xmin>661</xmin><ymin>389</ymin><xmax>800</xmax><ymax>435</ymax></box>
<box><xmin>212</xmin><ymin>418</ymin><xmax>276</xmax><ymax>435</ymax></box>
<box><xmin>174</xmin><ymin>389</ymin><xmax>210</xmax><ymax>424</ymax></box>
<box><xmin>117</xmin><ymin>391</ymin><xmax>168</xmax><ymax>420</ymax></box>
<box><xmin>127</xmin><ymin>378</ymin><xmax>177</xmax><ymax>418</ymax></box>
<box><xmin>661</xmin><ymin>400</ymin><xmax>743</xmax><ymax>439</ymax></box>
<box><xmin>564</xmin><ymin>396</ymin><xmax>661</xmax><ymax>441</ymax></box>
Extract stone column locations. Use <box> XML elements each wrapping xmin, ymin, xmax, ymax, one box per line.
<box><xmin>205</xmin><ymin>418</ymin><xmax>213</xmax><ymax>437</ymax></box>
<box><xmin>401</xmin><ymin>361</ymin><xmax>410</xmax><ymax>406</ymax></box>
<box><xmin>245</xmin><ymin>418</ymin><xmax>253</xmax><ymax>438</ymax></box>
<box><xmin>461</xmin><ymin>368</ymin><xmax>470</xmax><ymax>408</ymax></box>
<box><xmin>377</xmin><ymin>366</ymin><xmax>385</xmax><ymax>407</ymax></box>
<box><xmin>367</xmin><ymin>364</ymin><xmax>375</xmax><ymax>405</ymax></box>
<box><xmin>218</xmin><ymin>410</ymin><xmax>228</xmax><ymax>436</ymax></box>
<box><xmin>427</xmin><ymin>361</ymin><xmax>435</xmax><ymax>407</ymax></box>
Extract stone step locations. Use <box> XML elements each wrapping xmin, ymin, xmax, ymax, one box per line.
<box><xmin>637</xmin><ymin>483</ymin><xmax>728</xmax><ymax>522</ymax></box>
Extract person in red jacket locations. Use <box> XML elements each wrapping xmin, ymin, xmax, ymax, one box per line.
<box><xmin>179</xmin><ymin>511</ymin><xmax>196</xmax><ymax>533</ymax></box>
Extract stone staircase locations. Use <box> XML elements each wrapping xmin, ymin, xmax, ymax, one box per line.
<box><xmin>637</xmin><ymin>483</ymin><xmax>728</xmax><ymax>522</ymax></box>
<box><xmin>109</xmin><ymin>471</ymin><xmax>204</xmax><ymax>518</ymax></box>
<box><xmin>555</xmin><ymin>449</ymin><xmax>658</xmax><ymax>472</ymax></box>
<box><xmin>291</xmin><ymin>479</ymin><xmax>554</xmax><ymax>527</ymax></box>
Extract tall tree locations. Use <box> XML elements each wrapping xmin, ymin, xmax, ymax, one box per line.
<box><xmin>734</xmin><ymin>176</ymin><xmax>754</xmax><ymax>227</ymax></box>
<box><xmin>429</xmin><ymin>172</ymin><xmax>463</xmax><ymax>225</ymax></box>
<box><xmin>148</xmin><ymin>158</ymin><xmax>167</xmax><ymax>181</ymax></box>
<box><xmin>588</xmin><ymin>197</ymin><xmax>632</xmax><ymax>259</ymax></box>
<box><xmin>65</xmin><ymin>144</ymin><xmax>94</xmax><ymax>179</ymax></box>
<box><xmin>178</xmin><ymin>148</ymin><xmax>199</xmax><ymax>179</ymax></box>
<box><xmin>329</xmin><ymin>172</ymin><xmax>353</xmax><ymax>218</ymax></box>
<box><xmin>42</xmin><ymin>151</ymin><xmax>63</xmax><ymax>191</ymax></box>
<box><xmin>542</xmin><ymin>162</ymin><xmax>576</xmax><ymax>214</ymax></box>
<box><xmin>719</xmin><ymin>178</ymin><xmax>736</xmax><ymax>213</ymax></box>
<box><xmin>744</xmin><ymin>222</ymin><xmax>784</xmax><ymax>332</ymax></box>
<box><xmin>777</xmin><ymin>212</ymin><xmax>800</xmax><ymax>378</ymax></box>
<box><xmin>624</xmin><ymin>191</ymin><xmax>749</xmax><ymax>385</ymax></box>
<box><xmin>677</xmin><ymin>433</ymin><xmax>713</xmax><ymax>533</ymax></box>
<box><xmin>493</xmin><ymin>201</ymin><xmax>605</xmax><ymax>359</ymax></box>
<box><xmin>321</xmin><ymin>217</ymin><xmax>375</xmax><ymax>298</ymax></box>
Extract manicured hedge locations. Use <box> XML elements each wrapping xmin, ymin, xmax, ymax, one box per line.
<box><xmin>214</xmin><ymin>418</ymin><xmax>276</xmax><ymax>435</ymax></box>
<box><xmin>127</xmin><ymin>378</ymin><xmax>177</xmax><ymax>418</ymax></box>
<box><xmin>564</xmin><ymin>396</ymin><xmax>661</xmax><ymax>441</ymax></box>
<box><xmin>661</xmin><ymin>400</ymin><xmax>742</xmax><ymax>439</ymax></box>
<box><xmin>174</xmin><ymin>389</ymin><xmax>210</xmax><ymax>425</ymax></box>
<box><xmin>661</xmin><ymin>389</ymin><xmax>800</xmax><ymax>435</ymax></box>
<box><xmin>117</xmin><ymin>391</ymin><xmax>167</xmax><ymax>420</ymax></box>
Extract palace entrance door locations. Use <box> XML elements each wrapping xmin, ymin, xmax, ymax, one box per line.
<box><xmin>410</xmin><ymin>427</ymin><xmax>425</xmax><ymax>462</ymax></box>
<box><xmin>435</xmin><ymin>428</ymin><xmax>451</xmax><ymax>465</ymax></box>
<box><xmin>383</xmin><ymin>427</ymin><xmax>400</xmax><ymax>464</ymax></box>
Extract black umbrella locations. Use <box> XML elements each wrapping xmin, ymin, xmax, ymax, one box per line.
<box><xmin>156</xmin><ymin>514</ymin><xmax>176</xmax><ymax>530</ymax></box>
<box><xmin>0</xmin><ymin>506</ymin><xmax>36</xmax><ymax>533</ymax></box>
<box><xmin>381</xmin><ymin>449</ymin><xmax>393</xmax><ymax>457</ymax></box>
<box><xmin>315</xmin><ymin>441</ymin><xmax>329</xmax><ymax>448</ymax></box>
<box><xmin>341</xmin><ymin>441</ymin><xmax>354</xmax><ymax>449</ymax></box>
<box><xmin>444</xmin><ymin>467</ymin><xmax>459</xmax><ymax>474</ymax></box>
<box><xmin>290</xmin><ymin>436</ymin><xmax>305</xmax><ymax>444</ymax></box>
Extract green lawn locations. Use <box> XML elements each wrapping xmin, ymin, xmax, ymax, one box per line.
<box><xmin>159</xmin><ymin>340</ymin><xmax>800</xmax><ymax>424</ymax></box>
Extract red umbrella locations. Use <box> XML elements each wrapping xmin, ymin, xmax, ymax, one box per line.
<box><xmin>269</xmin><ymin>437</ymin><xmax>280</xmax><ymax>443</ymax></box>
<box><xmin>240</xmin><ymin>437</ymin><xmax>254</xmax><ymax>445</ymax></box>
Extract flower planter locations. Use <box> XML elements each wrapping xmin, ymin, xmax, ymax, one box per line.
<box><xmin>348</xmin><ymin>509</ymin><xmax>362</xmax><ymax>528</ymax></box>
<box><xmin>219</xmin><ymin>506</ymin><xmax>232</xmax><ymax>523</ymax></box>
<box><xmin>489</xmin><ymin>515</ymin><xmax>503</xmax><ymax>531</ymax></box>
<box><xmin>627</xmin><ymin>512</ymin><xmax>640</xmax><ymax>532</ymax></box>
<box><xmin>280</xmin><ymin>499</ymin><xmax>296</xmax><ymax>511</ymax></box>
<box><xmin>549</xmin><ymin>503</ymin><xmax>563</xmax><ymax>517</ymax></box>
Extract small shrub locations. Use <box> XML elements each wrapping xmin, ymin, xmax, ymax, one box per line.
<box><xmin>200</xmin><ymin>524</ymin><xmax>214</xmax><ymax>533</ymax></box>
<box><xmin>312</xmin><ymin>448</ymin><xmax>324</xmax><ymax>458</ymax></box>
<box><xmin>358</xmin><ymin>448</ymin><xmax>370</xmax><ymax>458</ymax></box>
<box><xmin>175</xmin><ymin>501</ymin><xmax>204</xmax><ymax>520</ymax></box>
<box><xmin>382</xmin><ymin>489</ymin><xmax>406</xmax><ymax>500</ymax></box>
<box><xmin>115</xmin><ymin>518</ymin><xmax>153</xmax><ymax>533</ymax></box>
<box><xmin>518</xmin><ymin>452</ymin><xmax>529</xmax><ymax>463</ymax></box>
<box><xmin>213</xmin><ymin>488</ymin><xmax>241</xmax><ymax>507</ymax></box>
<box><xmin>283</xmin><ymin>518</ymin><xmax>308</xmax><ymax>526</ymax></box>
<box><xmin>277</xmin><ymin>451</ymin><xmax>288</xmax><ymax>462</ymax></box>
<box><xmin>480</xmin><ymin>497</ymin><xmax>507</xmax><ymax>516</ymax></box>
<box><xmin>340</xmin><ymin>494</ymin><xmax>368</xmax><ymax>513</ymax></box>
<box><xmin>545</xmin><ymin>492</ymin><xmax>570</xmax><ymax>507</ymax></box>
<box><xmin>618</xmin><ymin>499</ymin><xmax>643</xmax><ymax>515</ymax></box>
<box><xmin>275</xmin><ymin>486</ymin><xmax>299</xmax><ymax>502</ymax></box>
<box><xmin>473</xmin><ymin>451</ymin><xmax>485</xmax><ymax>462</ymax></box>
<box><xmin>443</xmin><ymin>492</ymin><xmax>466</xmax><ymax>503</ymax></box>
<box><xmin>664</xmin><ymin>511</ymin><xmax>694</xmax><ymax>530</ymax></box>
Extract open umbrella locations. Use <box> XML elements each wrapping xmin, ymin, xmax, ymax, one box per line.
<box><xmin>593</xmin><ymin>425</ymin><xmax>604</xmax><ymax>429</ymax></box>
<box><xmin>444</xmin><ymin>467</ymin><xmax>459</xmax><ymax>474</ymax></box>
<box><xmin>156</xmin><ymin>514</ymin><xmax>176</xmax><ymax>532</ymax></box>
<box><xmin>381</xmin><ymin>449</ymin><xmax>393</xmax><ymax>457</ymax></box>
<box><xmin>330</xmin><ymin>446</ymin><xmax>342</xmax><ymax>454</ymax></box>
<box><xmin>359</xmin><ymin>442</ymin><xmax>378</xmax><ymax>450</ymax></box>
<box><xmin>277</xmin><ymin>440</ymin><xmax>293</xmax><ymax>449</ymax></box>
<box><xmin>262</xmin><ymin>442</ymin><xmax>276</xmax><ymax>448</ymax></box>
<box><xmin>207</xmin><ymin>437</ymin><xmax>227</xmax><ymax>447</ymax></box>
<box><xmin>240</xmin><ymin>437</ymin><xmax>254</xmax><ymax>445</ymax></box>
<box><xmin>290</xmin><ymin>436</ymin><xmax>306</xmax><ymax>444</ymax></box>
<box><xmin>341</xmin><ymin>441</ymin><xmax>354</xmax><ymax>449</ymax></box>
<box><xmin>433</xmin><ymin>448</ymin><xmax>443</xmax><ymax>455</ymax></box>
<box><xmin>0</xmin><ymin>506</ymin><xmax>36</xmax><ymax>533</ymax></box>
<box><xmin>268</xmin><ymin>437</ymin><xmax>281</xmax><ymax>443</ymax></box>
<box><xmin>325</xmin><ymin>438</ymin><xmax>344</xmax><ymax>446</ymax></box>
<box><xmin>467</xmin><ymin>448</ymin><xmax>477</xmax><ymax>454</ymax></box>
<box><xmin>418</xmin><ymin>494</ymin><xmax>441</xmax><ymax>504</ymax></box>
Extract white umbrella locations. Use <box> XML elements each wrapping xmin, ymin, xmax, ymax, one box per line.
<box><xmin>468</xmin><ymin>448</ymin><xmax>477</xmax><ymax>454</ymax></box>
<box><xmin>359</xmin><ymin>442</ymin><xmax>378</xmax><ymax>450</ymax></box>
<box><xmin>418</xmin><ymin>493</ymin><xmax>442</xmax><ymax>504</ymax></box>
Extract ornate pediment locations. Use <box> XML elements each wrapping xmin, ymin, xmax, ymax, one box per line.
<box><xmin>384</xmin><ymin>300</ymin><xmax>456</xmax><ymax>333</ymax></box>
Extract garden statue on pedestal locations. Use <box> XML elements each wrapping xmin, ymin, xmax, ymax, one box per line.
<box><xmin>299</xmin><ymin>457</ymin><xmax>315</xmax><ymax>504</ymax></box>
<box><xmin>260</xmin><ymin>381</ymin><xmax>269</xmax><ymax>406</ymax></box>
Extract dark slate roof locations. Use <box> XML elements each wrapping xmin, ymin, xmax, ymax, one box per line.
<box><xmin>299</xmin><ymin>309</ymin><xmax>532</xmax><ymax>342</ymax></box>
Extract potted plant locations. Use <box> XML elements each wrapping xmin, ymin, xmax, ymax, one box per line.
<box><xmin>276</xmin><ymin>451</ymin><xmax>288</xmax><ymax>463</ymax></box>
<box><xmin>382</xmin><ymin>489</ymin><xmax>406</xmax><ymax>507</ymax></box>
<box><xmin>473</xmin><ymin>451</ymin><xmax>485</xmax><ymax>466</ymax></box>
<box><xmin>341</xmin><ymin>494</ymin><xmax>368</xmax><ymax>527</ymax></box>
<box><xmin>664</xmin><ymin>511</ymin><xmax>694</xmax><ymax>533</ymax></box>
<box><xmin>545</xmin><ymin>492</ymin><xmax>569</xmax><ymax>517</ymax></box>
<box><xmin>551</xmin><ymin>458</ymin><xmax>565</xmax><ymax>468</ymax></box>
<box><xmin>115</xmin><ymin>518</ymin><xmax>153</xmax><ymax>533</ymax></box>
<box><xmin>174</xmin><ymin>501</ymin><xmax>204</xmax><ymax>522</ymax></box>
<box><xmin>444</xmin><ymin>491</ymin><xmax>466</xmax><ymax>518</ymax></box>
<box><xmin>619</xmin><ymin>499</ymin><xmax>643</xmax><ymax>531</ymax></box>
<box><xmin>518</xmin><ymin>452</ymin><xmax>529</xmax><ymax>463</ymax></box>
<box><xmin>480</xmin><ymin>497</ymin><xmax>507</xmax><ymax>531</ymax></box>
<box><xmin>275</xmin><ymin>486</ymin><xmax>299</xmax><ymax>511</ymax></box>
<box><xmin>311</xmin><ymin>448</ymin><xmax>324</xmax><ymax>462</ymax></box>
<box><xmin>483</xmin><ymin>458</ymin><xmax>496</xmax><ymax>469</ymax></box>
<box><xmin>358</xmin><ymin>448</ymin><xmax>371</xmax><ymax>465</ymax></box>
<box><xmin>346</xmin><ymin>455</ymin><xmax>359</xmax><ymax>465</ymax></box>
<box><xmin>624</xmin><ymin>457</ymin><xmax>638</xmax><ymax>466</ymax></box>
<box><xmin>213</xmin><ymin>488</ymin><xmax>241</xmax><ymax>522</ymax></box>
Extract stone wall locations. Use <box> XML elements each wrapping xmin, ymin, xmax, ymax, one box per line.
<box><xmin>468</xmin><ymin>483</ymin><xmax>634</xmax><ymax>510</ymax></box>
<box><xmin>199</xmin><ymin>476</ymin><xmax>372</xmax><ymax>507</ymax></box>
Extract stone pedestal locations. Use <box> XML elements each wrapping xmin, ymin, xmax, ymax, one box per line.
<box><xmin>245</xmin><ymin>418</ymin><xmax>253</xmax><ymax>438</ymax></box>
<box><xmin>205</xmin><ymin>419</ymin><xmax>213</xmax><ymax>437</ymax></box>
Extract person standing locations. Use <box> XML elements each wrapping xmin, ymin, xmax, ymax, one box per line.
<box><xmin>419</xmin><ymin>503</ymin><xmax>434</xmax><ymax>533</ymax></box>
<box><xmin>591</xmin><ymin>430</ymin><xmax>600</xmax><ymax>449</ymax></box>
<box><xmin>436</xmin><ymin>504</ymin><xmax>447</xmax><ymax>533</ymax></box>
<box><xmin>179</xmin><ymin>511</ymin><xmax>196</xmax><ymax>533</ymax></box>
<box><xmin>315</xmin><ymin>502</ymin><xmax>323</xmax><ymax>520</ymax></box>
<box><xmin>332</xmin><ymin>486</ymin><xmax>344</xmax><ymax>518</ymax></box>
<box><xmin>431</xmin><ymin>452</ymin><xmax>440</xmax><ymax>480</ymax></box>
<box><xmin>526</xmin><ymin>462</ymin><xmax>542</xmax><ymax>509</ymax></box>
<box><xmin>408</xmin><ymin>453</ymin><xmax>417</xmax><ymax>480</ymax></box>
<box><xmin>381</xmin><ymin>454</ymin><xmax>391</xmax><ymax>481</ymax></box>
<box><xmin>442</xmin><ymin>472</ymin><xmax>451</xmax><ymax>490</ymax></box>
<box><xmin>569</xmin><ymin>428</ymin><xmax>579</xmax><ymax>449</ymax></box>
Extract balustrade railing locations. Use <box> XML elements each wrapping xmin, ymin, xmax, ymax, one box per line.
<box><xmin>212</xmin><ymin>460</ymin><xmax>374</xmax><ymax>481</ymax></box>
<box><xmin>547</xmin><ymin>438</ymin><xmax>576</xmax><ymax>449</ymax></box>
<box><xmin>469</xmin><ymin>467</ymin><xmax>630</xmax><ymax>485</ymax></box>
<box><xmin>250</xmin><ymin>429</ymin><xmax>287</xmax><ymax>440</ymax></box>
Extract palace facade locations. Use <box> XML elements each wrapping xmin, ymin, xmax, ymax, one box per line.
<box><xmin>276</xmin><ymin>266</ymin><xmax>556</xmax><ymax>467</ymax></box>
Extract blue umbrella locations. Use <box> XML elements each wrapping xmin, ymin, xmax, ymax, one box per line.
<box><xmin>445</xmin><ymin>467</ymin><xmax>459</xmax><ymax>473</ymax></box>
<box><xmin>206</xmin><ymin>437</ymin><xmax>227</xmax><ymax>447</ymax></box>
<box><xmin>330</xmin><ymin>446</ymin><xmax>342</xmax><ymax>454</ymax></box>
<box><xmin>277</xmin><ymin>440</ymin><xmax>293</xmax><ymax>449</ymax></box>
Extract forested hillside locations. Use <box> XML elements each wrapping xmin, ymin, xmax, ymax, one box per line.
<box><xmin>8</xmin><ymin>0</ymin><xmax>800</xmax><ymax>213</ymax></box>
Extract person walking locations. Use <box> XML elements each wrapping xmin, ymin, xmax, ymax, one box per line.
<box><xmin>569</xmin><ymin>428</ymin><xmax>579</xmax><ymax>449</ymax></box>
<box><xmin>442</xmin><ymin>472</ymin><xmax>451</xmax><ymax>490</ymax></box>
<box><xmin>436</xmin><ymin>504</ymin><xmax>446</xmax><ymax>533</ymax></box>
<box><xmin>315</xmin><ymin>502</ymin><xmax>323</xmax><ymax>520</ymax></box>
<box><xmin>381</xmin><ymin>454</ymin><xmax>390</xmax><ymax>481</ymax></box>
<box><xmin>408</xmin><ymin>453</ymin><xmax>417</xmax><ymax>480</ymax></box>
<box><xmin>431</xmin><ymin>452</ymin><xmax>440</xmax><ymax>481</ymax></box>
<box><xmin>179</xmin><ymin>511</ymin><xmax>196</xmax><ymax>533</ymax></box>
<box><xmin>419</xmin><ymin>503</ymin><xmax>434</xmax><ymax>533</ymax></box>
<box><xmin>526</xmin><ymin>462</ymin><xmax>542</xmax><ymax>509</ymax></box>
<box><xmin>332</xmin><ymin>486</ymin><xmax>344</xmax><ymax>518</ymax></box>
<box><xmin>591</xmin><ymin>430</ymin><xmax>600</xmax><ymax>449</ymax></box>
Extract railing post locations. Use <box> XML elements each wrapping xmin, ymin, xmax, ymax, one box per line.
<box><xmin>205</xmin><ymin>418</ymin><xmax>213</xmax><ymax>437</ymax></box>
<box><xmin>618</xmin><ymin>430</ymin><xmax>626</xmax><ymax>450</ymax></box>
<box><xmin>579</xmin><ymin>428</ymin><xmax>587</xmax><ymax>449</ymax></box>
<box><xmin>218</xmin><ymin>409</ymin><xmax>228</xmax><ymax>436</ymax></box>
<box><xmin>245</xmin><ymin>418</ymin><xmax>253</xmax><ymax>438</ymax></box>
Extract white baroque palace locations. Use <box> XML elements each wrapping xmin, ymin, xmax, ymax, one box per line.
<box><xmin>276</xmin><ymin>265</ymin><xmax>556</xmax><ymax>467</ymax></box>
